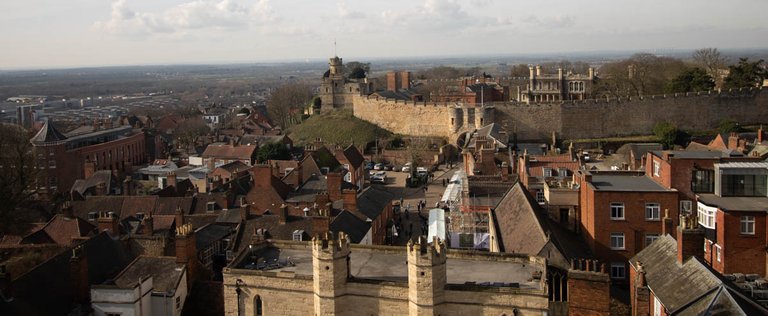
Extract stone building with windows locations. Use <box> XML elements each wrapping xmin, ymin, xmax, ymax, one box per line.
<box><xmin>516</xmin><ymin>65</ymin><xmax>596</xmax><ymax>104</ymax></box>
<box><xmin>223</xmin><ymin>232</ymin><xmax>610</xmax><ymax>316</ymax></box>
<box><xmin>318</xmin><ymin>56</ymin><xmax>373</xmax><ymax>112</ymax></box>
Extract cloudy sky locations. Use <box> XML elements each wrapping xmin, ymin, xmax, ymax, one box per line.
<box><xmin>1</xmin><ymin>0</ymin><xmax>765</xmax><ymax>69</ymax></box>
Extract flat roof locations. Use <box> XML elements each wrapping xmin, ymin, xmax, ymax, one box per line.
<box><xmin>235</xmin><ymin>245</ymin><xmax>542</xmax><ymax>289</ymax></box>
<box><xmin>590</xmin><ymin>174</ymin><xmax>673</xmax><ymax>192</ymax></box>
<box><xmin>651</xmin><ymin>150</ymin><xmax>728</xmax><ymax>159</ymax></box>
<box><xmin>697</xmin><ymin>194</ymin><xmax>768</xmax><ymax>212</ymax></box>
<box><xmin>715</xmin><ymin>162</ymin><xmax>768</xmax><ymax>169</ymax></box>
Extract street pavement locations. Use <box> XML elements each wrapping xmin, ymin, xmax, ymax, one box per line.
<box><xmin>370</xmin><ymin>163</ymin><xmax>459</xmax><ymax>246</ymax></box>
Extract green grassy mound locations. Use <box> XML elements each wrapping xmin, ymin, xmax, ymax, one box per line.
<box><xmin>288</xmin><ymin>109</ymin><xmax>392</xmax><ymax>147</ymax></box>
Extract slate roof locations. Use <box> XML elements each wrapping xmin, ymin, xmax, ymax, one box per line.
<box><xmin>356</xmin><ymin>186</ymin><xmax>395</xmax><ymax>220</ymax></box>
<box><xmin>468</xmin><ymin>123</ymin><xmax>508</xmax><ymax>149</ymax></box>
<box><xmin>113</xmin><ymin>256</ymin><xmax>185</xmax><ymax>294</ymax></box>
<box><xmin>371</xmin><ymin>89</ymin><xmax>422</xmax><ymax>101</ymax></box>
<box><xmin>286</xmin><ymin>174</ymin><xmax>326</xmax><ymax>203</ymax></box>
<box><xmin>335</xmin><ymin>145</ymin><xmax>365</xmax><ymax>169</ymax></box>
<box><xmin>232</xmin><ymin>215</ymin><xmax>314</xmax><ymax>254</ymax></box>
<box><xmin>491</xmin><ymin>182</ymin><xmax>592</xmax><ymax>269</ymax></box>
<box><xmin>70</xmin><ymin>170</ymin><xmax>113</xmax><ymax>196</ymax></box>
<box><xmin>330</xmin><ymin>210</ymin><xmax>370</xmax><ymax>243</ymax></box>
<box><xmin>629</xmin><ymin>235</ymin><xmax>768</xmax><ymax>315</ymax></box>
<box><xmin>195</xmin><ymin>224</ymin><xmax>235</xmax><ymax>250</ymax></box>
<box><xmin>30</xmin><ymin>120</ymin><xmax>68</xmax><ymax>144</ymax></box>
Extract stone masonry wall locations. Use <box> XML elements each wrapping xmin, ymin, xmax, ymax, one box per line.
<box><xmin>352</xmin><ymin>88</ymin><xmax>768</xmax><ymax>142</ymax></box>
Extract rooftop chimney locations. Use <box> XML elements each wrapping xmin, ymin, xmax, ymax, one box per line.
<box><xmin>166</xmin><ymin>171</ymin><xmax>177</xmax><ymax>189</ymax></box>
<box><xmin>677</xmin><ymin>214</ymin><xmax>704</xmax><ymax>264</ymax></box>
<box><xmin>312</xmin><ymin>209</ymin><xmax>331</xmax><ymax>237</ymax></box>
<box><xmin>759</xmin><ymin>126</ymin><xmax>764</xmax><ymax>144</ymax></box>
<box><xmin>69</xmin><ymin>246</ymin><xmax>89</xmax><ymax>305</ymax></box>
<box><xmin>175</xmin><ymin>205</ymin><xmax>184</xmax><ymax>227</ymax></box>
<box><xmin>141</xmin><ymin>213</ymin><xmax>154</xmax><ymax>236</ymax></box>
<box><xmin>661</xmin><ymin>209</ymin><xmax>675</xmax><ymax>237</ymax></box>
<box><xmin>342</xmin><ymin>189</ymin><xmax>358</xmax><ymax>213</ymax></box>
<box><xmin>279</xmin><ymin>204</ymin><xmax>289</xmax><ymax>224</ymax></box>
<box><xmin>62</xmin><ymin>201</ymin><xmax>74</xmax><ymax>219</ymax></box>
<box><xmin>175</xmin><ymin>223</ymin><xmax>198</xmax><ymax>283</ymax></box>
<box><xmin>123</xmin><ymin>176</ymin><xmax>133</xmax><ymax>196</ymax></box>
<box><xmin>728</xmin><ymin>132</ymin><xmax>739</xmax><ymax>150</ymax></box>
<box><xmin>326</xmin><ymin>172</ymin><xmax>343</xmax><ymax>201</ymax></box>
<box><xmin>97</xmin><ymin>211</ymin><xmax>119</xmax><ymax>235</ymax></box>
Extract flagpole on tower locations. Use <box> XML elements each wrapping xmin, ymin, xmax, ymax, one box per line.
<box><xmin>334</xmin><ymin>38</ymin><xmax>337</xmax><ymax>57</ymax></box>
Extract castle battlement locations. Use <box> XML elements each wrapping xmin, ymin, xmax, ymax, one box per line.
<box><xmin>311</xmin><ymin>231</ymin><xmax>350</xmax><ymax>258</ymax></box>
<box><xmin>407</xmin><ymin>236</ymin><xmax>447</xmax><ymax>265</ymax></box>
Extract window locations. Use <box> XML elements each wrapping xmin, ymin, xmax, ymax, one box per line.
<box><xmin>697</xmin><ymin>202</ymin><xmax>716</xmax><ymax>229</ymax></box>
<box><xmin>558</xmin><ymin>168</ymin><xmax>568</xmax><ymax>177</ymax></box>
<box><xmin>206</xmin><ymin>202</ymin><xmax>216</xmax><ymax>212</ymax></box>
<box><xmin>645</xmin><ymin>203</ymin><xmax>660</xmax><ymax>221</ymax></box>
<box><xmin>175</xmin><ymin>296</ymin><xmax>181</xmax><ymax>309</ymax></box>
<box><xmin>536</xmin><ymin>191</ymin><xmax>546</xmax><ymax>204</ymax></box>
<box><xmin>691</xmin><ymin>169</ymin><xmax>714</xmax><ymax>193</ymax></box>
<box><xmin>543</xmin><ymin>167</ymin><xmax>553</xmax><ymax>177</ymax></box>
<box><xmin>645</xmin><ymin>234</ymin><xmax>660</xmax><ymax>247</ymax></box>
<box><xmin>653</xmin><ymin>161</ymin><xmax>660</xmax><ymax>177</ymax></box>
<box><xmin>610</xmin><ymin>232</ymin><xmax>625</xmax><ymax>250</ymax></box>
<box><xmin>293</xmin><ymin>230</ymin><xmax>304</xmax><ymax>241</ymax></box>
<box><xmin>721</xmin><ymin>174</ymin><xmax>768</xmax><ymax>197</ymax></box>
<box><xmin>715</xmin><ymin>244</ymin><xmax>722</xmax><ymax>262</ymax></box>
<box><xmin>136</xmin><ymin>212</ymin><xmax>145</xmax><ymax>221</ymax></box>
<box><xmin>88</xmin><ymin>212</ymin><xmax>97</xmax><ymax>221</ymax></box>
<box><xmin>255</xmin><ymin>295</ymin><xmax>263</xmax><ymax>316</ymax></box>
<box><xmin>680</xmin><ymin>200</ymin><xmax>692</xmax><ymax>214</ymax></box>
<box><xmin>610</xmin><ymin>202</ymin><xmax>625</xmax><ymax>220</ymax></box>
<box><xmin>741</xmin><ymin>216</ymin><xmax>755</xmax><ymax>235</ymax></box>
<box><xmin>610</xmin><ymin>263</ymin><xmax>626</xmax><ymax>279</ymax></box>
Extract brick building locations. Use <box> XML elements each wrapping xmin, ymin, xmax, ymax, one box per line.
<box><xmin>695</xmin><ymin>162</ymin><xmax>768</xmax><ymax>277</ymax></box>
<box><xmin>30</xmin><ymin>120</ymin><xmax>147</xmax><ymax>198</ymax></box>
<box><xmin>576</xmin><ymin>170</ymin><xmax>678</xmax><ymax>281</ymax></box>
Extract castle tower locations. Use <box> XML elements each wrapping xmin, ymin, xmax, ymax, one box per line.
<box><xmin>329</xmin><ymin>56</ymin><xmax>343</xmax><ymax>79</ymax></box>
<box><xmin>312</xmin><ymin>231</ymin><xmax>350</xmax><ymax>315</ymax></box>
<box><xmin>407</xmin><ymin>236</ymin><xmax>447</xmax><ymax>316</ymax></box>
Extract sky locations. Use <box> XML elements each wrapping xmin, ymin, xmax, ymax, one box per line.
<box><xmin>0</xmin><ymin>0</ymin><xmax>766</xmax><ymax>69</ymax></box>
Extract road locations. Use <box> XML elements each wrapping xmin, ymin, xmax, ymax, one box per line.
<box><xmin>369</xmin><ymin>163</ymin><xmax>459</xmax><ymax>246</ymax></box>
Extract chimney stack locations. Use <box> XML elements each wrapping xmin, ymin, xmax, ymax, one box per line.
<box><xmin>536</xmin><ymin>65</ymin><xmax>542</xmax><ymax>76</ymax></box>
<box><xmin>662</xmin><ymin>209</ymin><xmax>675</xmax><ymax>237</ymax></box>
<box><xmin>69</xmin><ymin>246</ymin><xmax>90</xmax><ymax>305</ymax></box>
<box><xmin>83</xmin><ymin>159</ymin><xmax>95</xmax><ymax>180</ymax></box>
<box><xmin>326</xmin><ymin>172</ymin><xmax>343</xmax><ymax>201</ymax></box>
<box><xmin>175</xmin><ymin>206</ymin><xmax>184</xmax><ymax>227</ymax></box>
<box><xmin>677</xmin><ymin>215</ymin><xmax>704</xmax><ymax>264</ymax></box>
<box><xmin>62</xmin><ymin>201</ymin><xmax>74</xmax><ymax>219</ymax></box>
<box><xmin>342</xmin><ymin>189</ymin><xmax>357</xmax><ymax>213</ymax></box>
<box><xmin>141</xmin><ymin>213</ymin><xmax>154</xmax><ymax>236</ymax></box>
<box><xmin>312</xmin><ymin>209</ymin><xmax>331</xmax><ymax>237</ymax></box>
<box><xmin>241</xmin><ymin>205</ymin><xmax>250</xmax><ymax>222</ymax></box>
<box><xmin>759</xmin><ymin>126</ymin><xmax>764</xmax><ymax>144</ymax></box>
<box><xmin>500</xmin><ymin>162</ymin><xmax>509</xmax><ymax>181</ymax></box>
<box><xmin>123</xmin><ymin>176</ymin><xmax>133</xmax><ymax>196</ymax></box>
<box><xmin>279</xmin><ymin>204</ymin><xmax>289</xmax><ymax>224</ymax></box>
<box><xmin>175</xmin><ymin>223</ymin><xmax>198</xmax><ymax>283</ymax></box>
<box><xmin>728</xmin><ymin>132</ymin><xmax>739</xmax><ymax>150</ymax></box>
<box><xmin>166</xmin><ymin>171</ymin><xmax>177</xmax><ymax>189</ymax></box>
<box><xmin>97</xmin><ymin>212</ymin><xmax>119</xmax><ymax>235</ymax></box>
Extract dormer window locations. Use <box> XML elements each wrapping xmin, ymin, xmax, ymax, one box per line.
<box><xmin>543</xmin><ymin>168</ymin><xmax>552</xmax><ymax>177</ymax></box>
<box><xmin>207</xmin><ymin>202</ymin><xmax>216</xmax><ymax>212</ymax></box>
<box><xmin>136</xmin><ymin>212</ymin><xmax>145</xmax><ymax>221</ymax></box>
<box><xmin>87</xmin><ymin>212</ymin><xmax>97</xmax><ymax>221</ymax></box>
<box><xmin>292</xmin><ymin>230</ymin><xmax>304</xmax><ymax>241</ymax></box>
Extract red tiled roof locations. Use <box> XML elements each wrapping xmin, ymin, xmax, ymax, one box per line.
<box><xmin>202</xmin><ymin>143</ymin><xmax>257</xmax><ymax>160</ymax></box>
<box><xmin>152</xmin><ymin>215</ymin><xmax>176</xmax><ymax>233</ymax></box>
<box><xmin>40</xmin><ymin>214</ymin><xmax>96</xmax><ymax>245</ymax></box>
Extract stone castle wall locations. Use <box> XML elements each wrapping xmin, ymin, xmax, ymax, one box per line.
<box><xmin>352</xmin><ymin>88</ymin><xmax>768</xmax><ymax>141</ymax></box>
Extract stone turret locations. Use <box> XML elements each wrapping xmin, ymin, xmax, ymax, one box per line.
<box><xmin>329</xmin><ymin>56</ymin><xmax>343</xmax><ymax>79</ymax></box>
<box><xmin>312</xmin><ymin>231</ymin><xmax>350</xmax><ymax>315</ymax></box>
<box><xmin>407</xmin><ymin>236</ymin><xmax>447</xmax><ymax>316</ymax></box>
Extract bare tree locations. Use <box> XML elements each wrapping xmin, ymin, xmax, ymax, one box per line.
<box><xmin>266</xmin><ymin>84</ymin><xmax>314</xmax><ymax>129</ymax></box>
<box><xmin>693</xmin><ymin>48</ymin><xmax>726</xmax><ymax>76</ymax></box>
<box><xmin>174</xmin><ymin>117</ymin><xmax>210</xmax><ymax>154</ymax></box>
<box><xmin>0</xmin><ymin>124</ymin><xmax>38</xmax><ymax>234</ymax></box>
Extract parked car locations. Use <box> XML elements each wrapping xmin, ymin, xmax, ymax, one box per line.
<box><xmin>371</xmin><ymin>171</ymin><xmax>387</xmax><ymax>184</ymax></box>
<box><xmin>401</xmin><ymin>162</ymin><xmax>412</xmax><ymax>173</ymax></box>
<box><xmin>365</xmin><ymin>161</ymin><xmax>375</xmax><ymax>170</ymax></box>
<box><xmin>374</xmin><ymin>163</ymin><xmax>385</xmax><ymax>170</ymax></box>
<box><xmin>416</xmin><ymin>167</ymin><xmax>428</xmax><ymax>177</ymax></box>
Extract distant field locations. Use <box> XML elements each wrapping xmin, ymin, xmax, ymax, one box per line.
<box><xmin>287</xmin><ymin>109</ymin><xmax>392</xmax><ymax>147</ymax></box>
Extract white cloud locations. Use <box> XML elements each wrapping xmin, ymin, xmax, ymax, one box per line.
<box><xmin>523</xmin><ymin>14</ymin><xmax>576</xmax><ymax>29</ymax></box>
<box><xmin>94</xmin><ymin>0</ymin><xmax>275</xmax><ymax>36</ymax></box>
<box><xmin>337</xmin><ymin>1</ymin><xmax>366</xmax><ymax>19</ymax></box>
